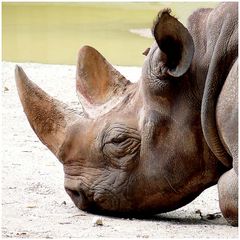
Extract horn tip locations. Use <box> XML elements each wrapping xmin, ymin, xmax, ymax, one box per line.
<box><xmin>15</xmin><ymin>65</ymin><xmax>31</xmax><ymax>101</ymax></box>
<box><xmin>15</xmin><ymin>64</ymin><xmax>23</xmax><ymax>76</ymax></box>
<box><xmin>15</xmin><ymin>65</ymin><xmax>28</xmax><ymax>86</ymax></box>
<box><xmin>15</xmin><ymin>64</ymin><xmax>21</xmax><ymax>70</ymax></box>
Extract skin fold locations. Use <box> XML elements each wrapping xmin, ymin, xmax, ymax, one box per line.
<box><xmin>15</xmin><ymin>3</ymin><xmax>238</xmax><ymax>225</ymax></box>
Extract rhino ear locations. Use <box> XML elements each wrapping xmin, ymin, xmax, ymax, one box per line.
<box><xmin>15</xmin><ymin>66</ymin><xmax>80</xmax><ymax>158</ymax></box>
<box><xmin>76</xmin><ymin>46</ymin><xmax>131</xmax><ymax>117</ymax></box>
<box><xmin>152</xmin><ymin>9</ymin><xmax>194</xmax><ymax>77</ymax></box>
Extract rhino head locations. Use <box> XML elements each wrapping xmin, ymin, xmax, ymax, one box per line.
<box><xmin>15</xmin><ymin>9</ymin><xmax>225</xmax><ymax>215</ymax></box>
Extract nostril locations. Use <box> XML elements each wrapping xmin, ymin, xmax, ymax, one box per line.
<box><xmin>65</xmin><ymin>188</ymin><xmax>89</xmax><ymax>210</ymax></box>
<box><xmin>65</xmin><ymin>188</ymin><xmax>79</xmax><ymax>198</ymax></box>
<box><xmin>70</xmin><ymin>189</ymin><xmax>79</xmax><ymax>197</ymax></box>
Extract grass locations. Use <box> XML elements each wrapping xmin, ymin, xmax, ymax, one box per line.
<box><xmin>2</xmin><ymin>2</ymin><xmax>218</xmax><ymax>66</ymax></box>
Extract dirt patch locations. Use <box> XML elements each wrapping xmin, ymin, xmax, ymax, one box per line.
<box><xmin>2</xmin><ymin>62</ymin><xmax>238</xmax><ymax>238</ymax></box>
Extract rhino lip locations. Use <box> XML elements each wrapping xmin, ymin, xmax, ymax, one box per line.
<box><xmin>65</xmin><ymin>188</ymin><xmax>91</xmax><ymax>210</ymax></box>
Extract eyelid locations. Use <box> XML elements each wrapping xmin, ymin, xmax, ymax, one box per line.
<box><xmin>102</xmin><ymin>124</ymin><xmax>141</xmax><ymax>146</ymax></box>
<box><xmin>112</xmin><ymin>136</ymin><xmax>126</xmax><ymax>144</ymax></box>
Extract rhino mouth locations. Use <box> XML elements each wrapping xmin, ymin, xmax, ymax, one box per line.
<box><xmin>65</xmin><ymin>187</ymin><xmax>117</xmax><ymax>214</ymax></box>
<box><xmin>65</xmin><ymin>186</ymin><xmax>155</xmax><ymax>217</ymax></box>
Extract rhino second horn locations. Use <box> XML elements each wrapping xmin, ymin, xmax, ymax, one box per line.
<box><xmin>15</xmin><ymin>65</ymin><xmax>80</xmax><ymax>157</ymax></box>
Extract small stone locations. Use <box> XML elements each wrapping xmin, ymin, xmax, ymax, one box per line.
<box><xmin>26</xmin><ymin>205</ymin><xmax>37</xmax><ymax>208</ymax></box>
<box><xmin>59</xmin><ymin>221</ymin><xmax>71</xmax><ymax>225</ymax></box>
<box><xmin>206</xmin><ymin>213</ymin><xmax>222</xmax><ymax>220</ymax></box>
<box><xmin>4</xmin><ymin>86</ymin><xmax>9</xmax><ymax>92</ymax></box>
<box><xmin>195</xmin><ymin>209</ymin><xmax>203</xmax><ymax>218</ymax></box>
<box><xmin>46</xmin><ymin>236</ymin><xmax>53</xmax><ymax>239</ymax></box>
<box><xmin>16</xmin><ymin>232</ymin><xmax>27</xmax><ymax>236</ymax></box>
<box><xmin>137</xmin><ymin>234</ymin><xmax>149</xmax><ymax>238</ymax></box>
<box><xmin>92</xmin><ymin>216</ymin><xmax>103</xmax><ymax>226</ymax></box>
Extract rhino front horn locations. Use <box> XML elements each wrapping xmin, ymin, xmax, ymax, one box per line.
<box><xmin>15</xmin><ymin>65</ymin><xmax>80</xmax><ymax>157</ymax></box>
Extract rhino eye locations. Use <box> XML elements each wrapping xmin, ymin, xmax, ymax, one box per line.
<box><xmin>111</xmin><ymin>135</ymin><xmax>128</xmax><ymax>144</ymax></box>
<box><xmin>102</xmin><ymin>124</ymin><xmax>141</xmax><ymax>170</ymax></box>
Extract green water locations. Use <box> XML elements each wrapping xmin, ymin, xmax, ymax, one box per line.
<box><xmin>2</xmin><ymin>2</ymin><xmax>218</xmax><ymax>66</ymax></box>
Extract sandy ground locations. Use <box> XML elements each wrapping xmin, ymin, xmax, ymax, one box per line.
<box><xmin>2</xmin><ymin>61</ymin><xmax>239</xmax><ymax>238</ymax></box>
<box><xmin>129</xmin><ymin>29</ymin><xmax>152</xmax><ymax>38</ymax></box>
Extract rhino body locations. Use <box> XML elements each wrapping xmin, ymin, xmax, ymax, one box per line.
<box><xmin>15</xmin><ymin>3</ymin><xmax>238</xmax><ymax>226</ymax></box>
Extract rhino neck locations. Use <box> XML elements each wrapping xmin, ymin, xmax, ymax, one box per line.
<box><xmin>187</xmin><ymin>3</ymin><xmax>238</xmax><ymax>167</ymax></box>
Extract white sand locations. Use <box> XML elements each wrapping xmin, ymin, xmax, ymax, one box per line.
<box><xmin>2</xmin><ymin>62</ymin><xmax>238</xmax><ymax>238</ymax></box>
<box><xmin>129</xmin><ymin>28</ymin><xmax>153</xmax><ymax>38</ymax></box>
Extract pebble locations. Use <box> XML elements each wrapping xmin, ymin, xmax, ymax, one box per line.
<box><xmin>4</xmin><ymin>86</ymin><xmax>9</xmax><ymax>92</ymax></box>
<box><xmin>92</xmin><ymin>216</ymin><xmax>103</xmax><ymax>226</ymax></box>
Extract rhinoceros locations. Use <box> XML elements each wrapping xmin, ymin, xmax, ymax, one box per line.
<box><xmin>15</xmin><ymin>3</ymin><xmax>238</xmax><ymax>226</ymax></box>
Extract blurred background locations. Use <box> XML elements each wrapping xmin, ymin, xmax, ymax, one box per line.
<box><xmin>2</xmin><ymin>2</ymin><xmax>218</xmax><ymax>66</ymax></box>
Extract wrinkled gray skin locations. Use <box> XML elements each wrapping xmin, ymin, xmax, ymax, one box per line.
<box><xmin>15</xmin><ymin>3</ymin><xmax>238</xmax><ymax>226</ymax></box>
